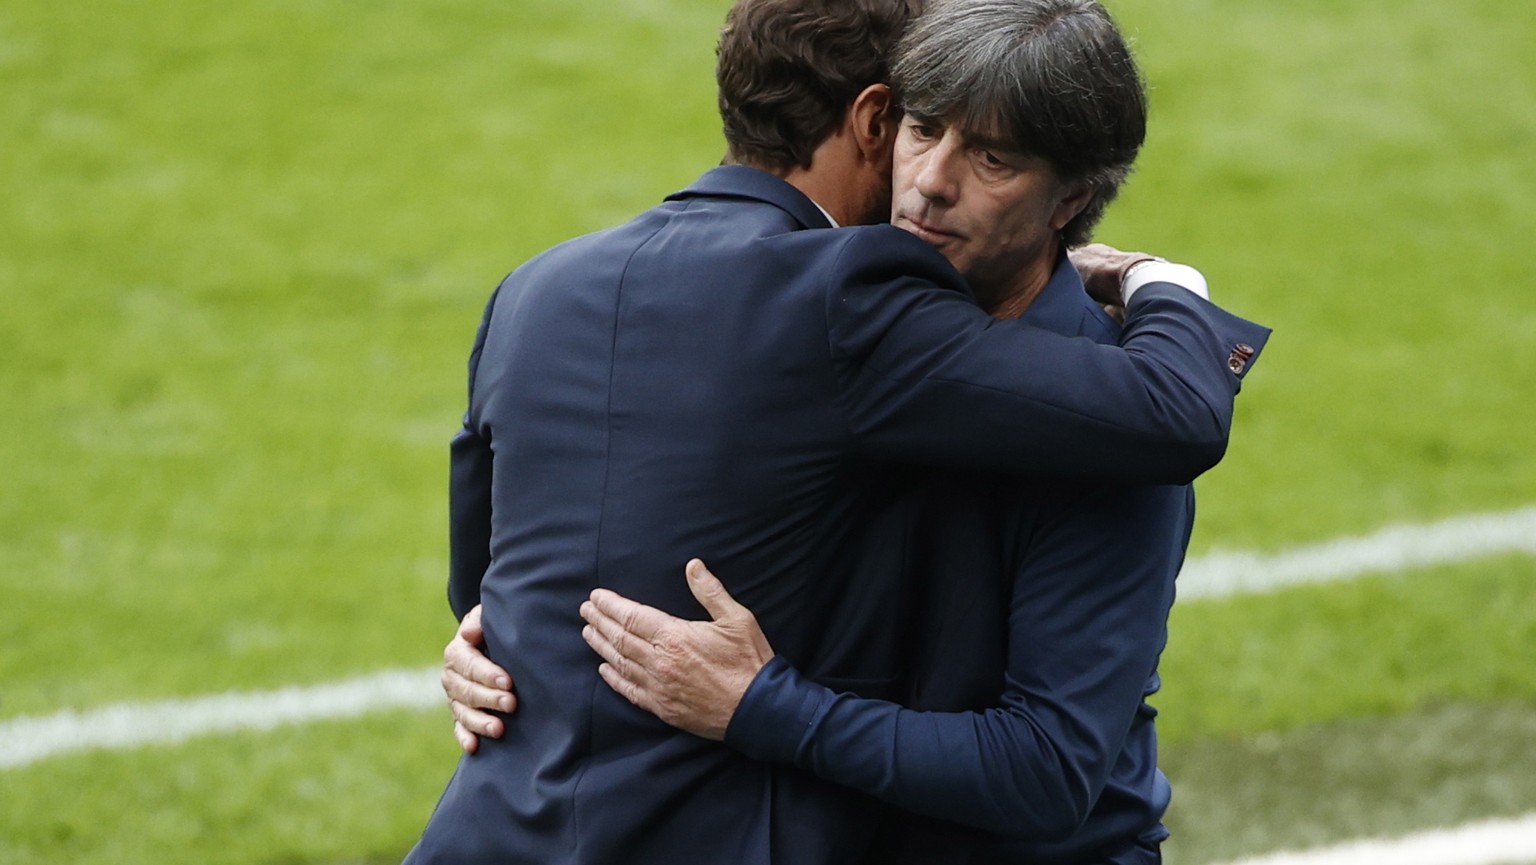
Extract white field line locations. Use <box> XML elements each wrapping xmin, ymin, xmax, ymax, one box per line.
<box><xmin>1208</xmin><ymin>811</ymin><xmax>1536</xmax><ymax>865</ymax></box>
<box><xmin>3</xmin><ymin>506</ymin><xmax>1535</xmax><ymax>772</ymax></box>
<box><xmin>0</xmin><ymin>667</ymin><xmax>442</xmax><ymax>770</ymax></box>
<box><xmin>1179</xmin><ymin>505</ymin><xmax>1536</xmax><ymax>599</ymax></box>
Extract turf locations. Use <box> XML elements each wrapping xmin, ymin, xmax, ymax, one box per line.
<box><xmin>1160</xmin><ymin>554</ymin><xmax>1536</xmax><ymax>742</ymax></box>
<box><xmin>1162</xmin><ymin>700</ymin><xmax>1536</xmax><ymax>864</ymax></box>
<box><xmin>1108</xmin><ymin>0</ymin><xmax>1536</xmax><ymax>549</ymax></box>
<box><xmin>0</xmin><ymin>710</ymin><xmax>453</xmax><ymax>865</ymax></box>
<box><xmin>0</xmin><ymin>0</ymin><xmax>726</xmax><ymax>713</ymax></box>
<box><xmin>2</xmin><ymin>0</ymin><xmax>1533</xmax><ymax>862</ymax></box>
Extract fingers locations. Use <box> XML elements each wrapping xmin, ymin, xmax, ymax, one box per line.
<box><xmin>581</xmin><ymin>601</ymin><xmax>685</xmax><ymax>726</ymax></box>
<box><xmin>454</xmin><ymin>720</ymin><xmax>480</xmax><ymax>755</ymax></box>
<box><xmin>581</xmin><ymin>591</ymin><xmax>697</xmax><ymax>686</ymax></box>
<box><xmin>442</xmin><ymin>664</ymin><xmax>516</xmax><ymax>714</ymax></box>
<box><xmin>684</xmin><ymin>559</ymin><xmax>744</xmax><ymax>622</ymax></box>
<box><xmin>581</xmin><ymin>596</ymin><xmax>640</xmax><ymax>669</ymax></box>
<box><xmin>585</xmin><ymin>588</ymin><xmax>676</xmax><ymax>643</ymax></box>
<box><xmin>441</xmin><ymin>604</ymin><xmax>516</xmax><ymax>756</ymax></box>
<box><xmin>596</xmin><ymin>661</ymin><xmax>663</xmax><ymax>718</ymax></box>
<box><xmin>581</xmin><ymin>613</ymin><xmax>628</xmax><ymax>672</ymax></box>
<box><xmin>581</xmin><ymin>610</ymin><xmax>663</xmax><ymax>694</ymax></box>
<box><xmin>444</xmin><ymin>631</ymin><xmax>513</xmax><ymax>692</ymax></box>
<box><xmin>579</xmin><ymin>577</ymin><xmax>758</xmax><ymax>742</ymax></box>
<box><xmin>584</xmin><ymin>617</ymin><xmax>666</xmax><ymax>717</ymax></box>
<box><xmin>449</xmin><ymin>693</ymin><xmax>505</xmax><ymax>739</ymax></box>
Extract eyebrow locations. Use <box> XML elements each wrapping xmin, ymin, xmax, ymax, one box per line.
<box><xmin>909</xmin><ymin>113</ymin><xmax>1019</xmax><ymax>149</ymax></box>
<box><xmin>907</xmin><ymin>112</ymin><xmax>1028</xmax><ymax>159</ymax></box>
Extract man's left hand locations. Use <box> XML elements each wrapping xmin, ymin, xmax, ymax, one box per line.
<box><xmin>580</xmin><ymin>559</ymin><xmax>774</xmax><ymax>741</ymax></box>
<box><xmin>1069</xmin><ymin>242</ymin><xmax>1157</xmax><ymax>311</ymax></box>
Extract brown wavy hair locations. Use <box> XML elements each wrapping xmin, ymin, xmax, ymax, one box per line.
<box><xmin>717</xmin><ymin>0</ymin><xmax>924</xmax><ymax>170</ymax></box>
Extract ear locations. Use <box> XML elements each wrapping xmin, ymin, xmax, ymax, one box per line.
<box><xmin>1050</xmin><ymin>183</ymin><xmax>1094</xmax><ymax>232</ymax></box>
<box><xmin>848</xmin><ymin>83</ymin><xmax>896</xmax><ymax>170</ymax></box>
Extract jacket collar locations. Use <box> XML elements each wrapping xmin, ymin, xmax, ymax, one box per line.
<box><xmin>665</xmin><ymin>165</ymin><xmax>834</xmax><ymax>230</ymax></box>
<box><xmin>1019</xmin><ymin>251</ymin><xmax>1120</xmax><ymax>338</ymax></box>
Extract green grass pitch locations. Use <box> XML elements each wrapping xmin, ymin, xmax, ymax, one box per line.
<box><xmin>2</xmin><ymin>0</ymin><xmax>1534</xmax><ymax>862</ymax></box>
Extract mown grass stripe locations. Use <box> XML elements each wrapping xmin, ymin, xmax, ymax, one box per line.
<box><xmin>1209</xmin><ymin>812</ymin><xmax>1536</xmax><ymax>865</ymax></box>
<box><xmin>0</xmin><ymin>668</ymin><xmax>441</xmax><ymax>770</ymax></box>
<box><xmin>4</xmin><ymin>506</ymin><xmax>1535</xmax><ymax>772</ymax></box>
<box><xmin>1180</xmin><ymin>506</ymin><xmax>1536</xmax><ymax>599</ymax></box>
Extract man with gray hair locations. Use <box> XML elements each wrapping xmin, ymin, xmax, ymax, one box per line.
<box><xmin>564</xmin><ymin>0</ymin><xmax>1209</xmax><ymax>862</ymax></box>
<box><xmin>431</xmin><ymin>0</ymin><xmax>1263</xmax><ymax>863</ymax></box>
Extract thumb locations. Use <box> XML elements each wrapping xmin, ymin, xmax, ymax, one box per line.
<box><xmin>685</xmin><ymin>559</ymin><xmax>743</xmax><ymax>622</ymax></box>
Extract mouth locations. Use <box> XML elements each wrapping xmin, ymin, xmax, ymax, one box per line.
<box><xmin>897</xmin><ymin>214</ymin><xmax>962</xmax><ymax>246</ymax></box>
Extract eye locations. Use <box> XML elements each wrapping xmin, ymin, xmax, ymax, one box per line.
<box><xmin>906</xmin><ymin>120</ymin><xmax>939</xmax><ymax>141</ymax></box>
<box><xmin>978</xmin><ymin>150</ymin><xmax>1008</xmax><ymax>169</ymax></box>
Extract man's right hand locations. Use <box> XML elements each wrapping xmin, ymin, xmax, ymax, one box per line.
<box><xmin>442</xmin><ymin>603</ymin><xmax>517</xmax><ymax>754</ymax></box>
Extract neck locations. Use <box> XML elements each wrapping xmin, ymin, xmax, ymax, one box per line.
<box><xmin>728</xmin><ymin>134</ymin><xmax>872</xmax><ymax>227</ymax></box>
<box><xmin>783</xmin><ymin>168</ymin><xmax>848</xmax><ymax>225</ymax></box>
<box><xmin>977</xmin><ymin>244</ymin><xmax>1061</xmax><ymax>321</ymax></box>
<box><xmin>987</xmin><ymin>284</ymin><xmax>1043</xmax><ymax>321</ymax></box>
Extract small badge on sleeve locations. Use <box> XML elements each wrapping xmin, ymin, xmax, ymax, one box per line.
<box><xmin>1227</xmin><ymin>343</ymin><xmax>1256</xmax><ymax>374</ymax></box>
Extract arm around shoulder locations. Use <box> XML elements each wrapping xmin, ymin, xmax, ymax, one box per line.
<box><xmin>825</xmin><ymin>229</ymin><xmax>1272</xmax><ymax>485</ymax></box>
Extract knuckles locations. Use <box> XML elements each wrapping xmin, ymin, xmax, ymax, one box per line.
<box><xmin>652</xmin><ymin>628</ymin><xmax>688</xmax><ymax>659</ymax></box>
<box><xmin>650</xmin><ymin>654</ymin><xmax>679</xmax><ymax>684</ymax></box>
<box><xmin>619</xmin><ymin>605</ymin><xmax>645</xmax><ymax>636</ymax></box>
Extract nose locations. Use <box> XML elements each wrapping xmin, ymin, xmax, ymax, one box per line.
<box><xmin>912</xmin><ymin>131</ymin><xmax>962</xmax><ymax>205</ymax></box>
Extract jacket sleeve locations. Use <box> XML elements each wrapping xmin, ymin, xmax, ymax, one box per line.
<box><xmin>826</xmin><ymin>227</ymin><xmax>1271</xmax><ymax>485</ymax></box>
<box><xmin>723</xmin><ymin>482</ymin><xmax>1192</xmax><ymax>838</ymax></box>
<box><xmin>446</xmin><ymin>288</ymin><xmax>500</xmax><ymax>621</ymax></box>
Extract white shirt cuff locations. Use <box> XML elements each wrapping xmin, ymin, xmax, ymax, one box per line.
<box><xmin>1123</xmin><ymin>261</ymin><xmax>1209</xmax><ymax>304</ymax></box>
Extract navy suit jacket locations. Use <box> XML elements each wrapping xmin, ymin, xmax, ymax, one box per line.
<box><xmin>408</xmin><ymin>166</ymin><xmax>1269</xmax><ymax>865</ymax></box>
<box><xmin>726</xmin><ymin>257</ymin><xmax>1196</xmax><ymax>865</ymax></box>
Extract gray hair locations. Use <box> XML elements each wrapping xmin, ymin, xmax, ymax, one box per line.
<box><xmin>891</xmin><ymin>0</ymin><xmax>1147</xmax><ymax>246</ymax></box>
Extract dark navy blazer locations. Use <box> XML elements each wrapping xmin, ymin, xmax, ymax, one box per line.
<box><xmin>727</xmin><ymin>257</ymin><xmax>1195</xmax><ymax>865</ymax></box>
<box><xmin>409</xmin><ymin>166</ymin><xmax>1268</xmax><ymax>865</ymax></box>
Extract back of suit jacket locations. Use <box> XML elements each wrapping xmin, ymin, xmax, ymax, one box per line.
<box><xmin>410</xmin><ymin>166</ymin><xmax>1267</xmax><ymax>865</ymax></box>
<box><xmin>412</xmin><ymin>168</ymin><xmax>940</xmax><ymax>865</ymax></box>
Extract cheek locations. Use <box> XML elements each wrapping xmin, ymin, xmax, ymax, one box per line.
<box><xmin>891</xmin><ymin>146</ymin><xmax>929</xmax><ymax>196</ymax></box>
<box><xmin>980</xmin><ymin>213</ymin><xmax>1045</xmax><ymax>261</ymax></box>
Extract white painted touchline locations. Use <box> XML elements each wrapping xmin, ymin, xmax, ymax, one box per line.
<box><xmin>3</xmin><ymin>506</ymin><xmax>1536</xmax><ymax>771</ymax></box>
<box><xmin>1205</xmin><ymin>811</ymin><xmax>1536</xmax><ymax>865</ymax></box>
<box><xmin>1179</xmin><ymin>506</ymin><xmax>1536</xmax><ymax>599</ymax></box>
<box><xmin>0</xmin><ymin>667</ymin><xmax>442</xmax><ymax>770</ymax></box>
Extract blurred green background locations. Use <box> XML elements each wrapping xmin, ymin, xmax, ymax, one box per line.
<box><xmin>2</xmin><ymin>0</ymin><xmax>1533</xmax><ymax>862</ymax></box>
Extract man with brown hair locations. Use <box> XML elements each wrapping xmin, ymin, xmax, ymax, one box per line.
<box><xmin>406</xmin><ymin>0</ymin><xmax>1267</xmax><ymax>862</ymax></box>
